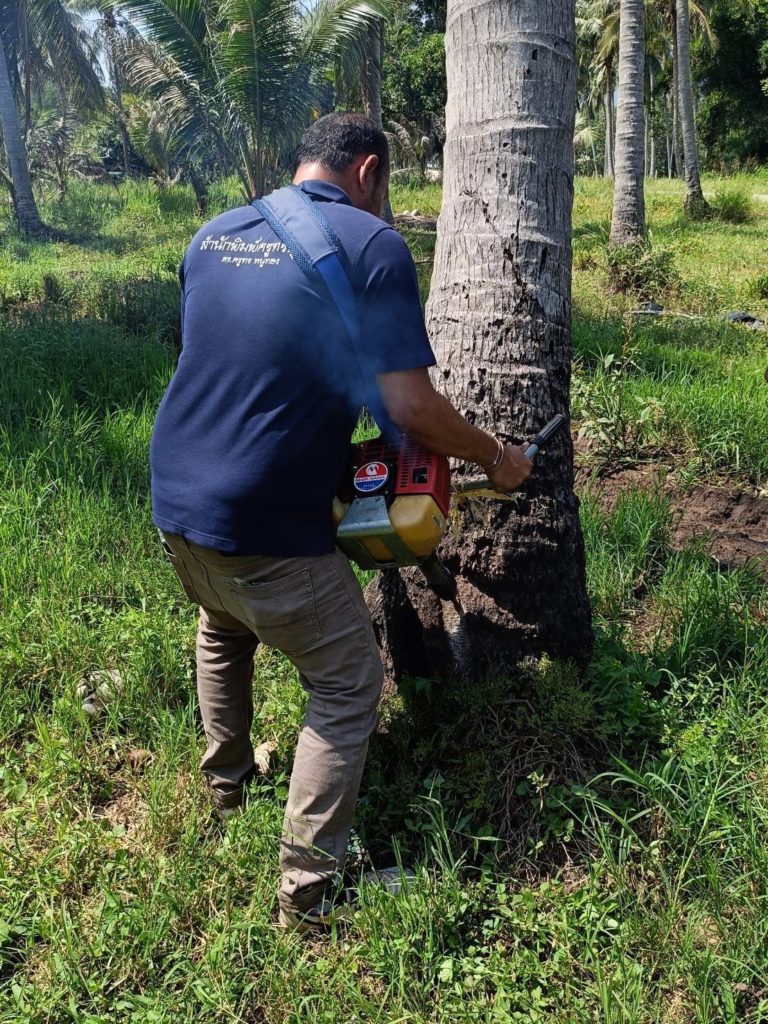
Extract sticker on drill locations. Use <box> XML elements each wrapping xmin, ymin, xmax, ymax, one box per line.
<box><xmin>353</xmin><ymin>462</ymin><xmax>389</xmax><ymax>493</ymax></box>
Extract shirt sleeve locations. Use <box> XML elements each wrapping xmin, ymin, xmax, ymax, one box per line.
<box><xmin>355</xmin><ymin>227</ymin><xmax>436</xmax><ymax>374</ymax></box>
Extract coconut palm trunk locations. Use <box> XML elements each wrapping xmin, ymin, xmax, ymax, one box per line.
<box><xmin>665</xmin><ymin>88</ymin><xmax>672</xmax><ymax>176</ymax></box>
<box><xmin>675</xmin><ymin>0</ymin><xmax>708</xmax><ymax>214</ymax></box>
<box><xmin>610</xmin><ymin>0</ymin><xmax>646</xmax><ymax>246</ymax></box>
<box><xmin>670</xmin><ymin>4</ymin><xmax>683</xmax><ymax>177</ymax></box>
<box><xmin>360</xmin><ymin>18</ymin><xmax>394</xmax><ymax>224</ymax></box>
<box><xmin>105</xmin><ymin>9</ymin><xmax>132</xmax><ymax>178</ymax></box>
<box><xmin>0</xmin><ymin>30</ymin><xmax>44</xmax><ymax>236</ymax></box>
<box><xmin>367</xmin><ymin>0</ymin><xmax>592</xmax><ymax>684</ymax></box>
<box><xmin>603</xmin><ymin>65</ymin><xmax>615</xmax><ymax>177</ymax></box>
<box><xmin>648</xmin><ymin>65</ymin><xmax>656</xmax><ymax>177</ymax></box>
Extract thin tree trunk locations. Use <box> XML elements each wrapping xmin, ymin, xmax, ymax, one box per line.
<box><xmin>649</xmin><ymin>66</ymin><xmax>656</xmax><ymax>177</ymax></box>
<box><xmin>114</xmin><ymin>83</ymin><xmax>131</xmax><ymax>180</ymax></box>
<box><xmin>665</xmin><ymin>88</ymin><xmax>672</xmax><ymax>176</ymax></box>
<box><xmin>675</xmin><ymin>0</ymin><xmax>708</xmax><ymax>214</ymax></box>
<box><xmin>188</xmin><ymin>165</ymin><xmax>208</xmax><ymax>218</ymax></box>
<box><xmin>603</xmin><ymin>67</ymin><xmax>615</xmax><ymax>178</ymax></box>
<box><xmin>610</xmin><ymin>0</ymin><xmax>646</xmax><ymax>246</ymax></box>
<box><xmin>671</xmin><ymin>6</ymin><xmax>683</xmax><ymax>177</ymax></box>
<box><xmin>0</xmin><ymin>32</ymin><xmax>44</xmax><ymax>236</ymax></box>
<box><xmin>591</xmin><ymin>133</ymin><xmax>598</xmax><ymax>176</ymax></box>
<box><xmin>367</xmin><ymin>0</ymin><xmax>593</xmax><ymax>684</ymax></box>
<box><xmin>361</xmin><ymin>18</ymin><xmax>394</xmax><ymax>224</ymax></box>
<box><xmin>609</xmin><ymin>68</ymin><xmax>617</xmax><ymax>172</ymax></box>
<box><xmin>645</xmin><ymin>109</ymin><xmax>650</xmax><ymax>178</ymax></box>
<box><xmin>20</xmin><ymin>0</ymin><xmax>31</xmax><ymax>137</ymax></box>
<box><xmin>105</xmin><ymin>11</ymin><xmax>131</xmax><ymax>178</ymax></box>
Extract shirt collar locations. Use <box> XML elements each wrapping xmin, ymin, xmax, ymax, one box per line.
<box><xmin>298</xmin><ymin>179</ymin><xmax>352</xmax><ymax>205</ymax></box>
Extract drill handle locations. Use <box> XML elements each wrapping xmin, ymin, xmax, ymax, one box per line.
<box><xmin>523</xmin><ymin>413</ymin><xmax>567</xmax><ymax>460</ymax></box>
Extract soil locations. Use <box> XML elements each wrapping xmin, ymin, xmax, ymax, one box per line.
<box><xmin>575</xmin><ymin>447</ymin><xmax>768</xmax><ymax>577</ymax></box>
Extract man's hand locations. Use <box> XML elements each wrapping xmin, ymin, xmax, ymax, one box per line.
<box><xmin>486</xmin><ymin>445</ymin><xmax>533</xmax><ymax>493</ymax></box>
<box><xmin>377</xmin><ymin>368</ymin><xmax>537</xmax><ymax>488</ymax></box>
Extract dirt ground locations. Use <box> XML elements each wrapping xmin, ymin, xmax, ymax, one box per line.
<box><xmin>576</xmin><ymin>450</ymin><xmax>768</xmax><ymax>576</ymax></box>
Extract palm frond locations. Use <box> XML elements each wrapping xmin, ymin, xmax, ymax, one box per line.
<box><xmin>299</xmin><ymin>0</ymin><xmax>390</xmax><ymax>69</ymax></box>
<box><xmin>29</xmin><ymin>0</ymin><xmax>103</xmax><ymax>107</ymax></box>
<box><xmin>115</xmin><ymin>0</ymin><xmax>212</xmax><ymax>85</ymax></box>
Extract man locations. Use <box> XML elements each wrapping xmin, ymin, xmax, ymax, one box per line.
<box><xmin>150</xmin><ymin>112</ymin><xmax>531</xmax><ymax>932</ymax></box>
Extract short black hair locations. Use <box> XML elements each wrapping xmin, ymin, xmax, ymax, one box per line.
<box><xmin>294</xmin><ymin>112</ymin><xmax>389</xmax><ymax>179</ymax></box>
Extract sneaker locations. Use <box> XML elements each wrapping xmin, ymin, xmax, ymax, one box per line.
<box><xmin>278</xmin><ymin>866</ymin><xmax>417</xmax><ymax>934</ymax></box>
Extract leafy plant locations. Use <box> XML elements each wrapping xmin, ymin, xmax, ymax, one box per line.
<box><xmin>572</xmin><ymin>340</ymin><xmax>664</xmax><ymax>463</ymax></box>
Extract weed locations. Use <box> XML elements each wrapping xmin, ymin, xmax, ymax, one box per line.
<box><xmin>710</xmin><ymin>185</ymin><xmax>753</xmax><ymax>224</ymax></box>
<box><xmin>748</xmin><ymin>272</ymin><xmax>768</xmax><ymax>300</ymax></box>
<box><xmin>606</xmin><ymin>237</ymin><xmax>680</xmax><ymax>300</ymax></box>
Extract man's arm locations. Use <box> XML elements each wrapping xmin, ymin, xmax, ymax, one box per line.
<box><xmin>377</xmin><ymin>367</ymin><xmax>532</xmax><ymax>493</ymax></box>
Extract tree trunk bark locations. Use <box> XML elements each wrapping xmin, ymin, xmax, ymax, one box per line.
<box><xmin>649</xmin><ymin>66</ymin><xmax>656</xmax><ymax>178</ymax></box>
<box><xmin>671</xmin><ymin>6</ymin><xmax>683</xmax><ymax>178</ymax></box>
<box><xmin>361</xmin><ymin>19</ymin><xmax>394</xmax><ymax>225</ymax></box>
<box><xmin>367</xmin><ymin>0</ymin><xmax>593</xmax><ymax>686</ymax></box>
<box><xmin>105</xmin><ymin>11</ymin><xmax>132</xmax><ymax>178</ymax></box>
<box><xmin>20</xmin><ymin>0</ymin><xmax>31</xmax><ymax>138</ymax></box>
<box><xmin>665</xmin><ymin>89</ymin><xmax>672</xmax><ymax>177</ymax></box>
<box><xmin>188</xmin><ymin>165</ymin><xmax>208</xmax><ymax>217</ymax></box>
<box><xmin>603</xmin><ymin>67</ymin><xmax>615</xmax><ymax>178</ymax></box>
<box><xmin>610</xmin><ymin>0</ymin><xmax>646</xmax><ymax>246</ymax></box>
<box><xmin>0</xmin><ymin>31</ymin><xmax>44</xmax><ymax>236</ymax></box>
<box><xmin>675</xmin><ymin>0</ymin><xmax>709</xmax><ymax>215</ymax></box>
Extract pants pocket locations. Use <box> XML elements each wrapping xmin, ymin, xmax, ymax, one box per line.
<box><xmin>225</xmin><ymin>568</ymin><xmax>322</xmax><ymax>656</ymax></box>
<box><xmin>160</xmin><ymin>538</ymin><xmax>202</xmax><ymax>605</ymax></box>
<box><xmin>168</xmin><ymin>553</ymin><xmax>203</xmax><ymax>605</ymax></box>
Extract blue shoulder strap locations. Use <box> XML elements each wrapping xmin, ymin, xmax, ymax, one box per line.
<box><xmin>251</xmin><ymin>185</ymin><xmax>361</xmax><ymax>345</ymax></box>
<box><xmin>251</xmin><ymin>186</ymin><xmax>399</xmax><ymax>440</ymax></box>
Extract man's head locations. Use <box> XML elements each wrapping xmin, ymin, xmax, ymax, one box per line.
<box><xmin>293</xmin><ymin>112</ymin><xmax>390</xmax><ymax>217</ymax></box>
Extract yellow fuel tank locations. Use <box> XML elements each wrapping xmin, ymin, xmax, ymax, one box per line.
<box><xmin>388</xmin><ymin>494</ymin><xmax>447</xmax><ymax>557</ymax></box>
<box><xmin>336</xmin><ymin>493</ymin><xmax>447</xmax><ymax>564</ymax></box>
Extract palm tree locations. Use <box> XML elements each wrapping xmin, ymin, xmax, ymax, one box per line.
<box><xmin>610</xmin><ymin>0</ymin><xmax>645</xmax><ymax>245</ymax></box>
<box><xmin>89</xmin><ymin>6</ymin><xmax>136</xmax><ymax>177</ymax></box>
<box><xmin>577</xmin><ymin>0</ymin><xmax>618</xmax><ymax>177</ymax></box>
<box><xmin>0</xmin><ymin>23</ymin><xmax>43</xmax><ymax>234</ymax></box>
<box><xmin>655</xmin><ymin>0</ymin><xmax>715</xmax><ymax>187</ymax></box>
<box><xmin>574</xmin><ymin>111</ymin><xmax>600</xmax><ymax>175</ymax></box>
<box><xmin>675</xmin><ymin>0</ymin><xmax>708</xmax><ymax>213</ymax></box>
<box><xmin>359</xmin><ymin>16</ymin><xmax>394</xmax><ymax>222</ymax></box>
<box><xmin>0</xmin><ymin>0</ymin><xmax>102</xmax><ymax>233</ymax></box>
<box><xmin>119</xmin><ymin>0</ymin><xmax>390</xmax><ymax>199</ymax></box>
<box><xmin>368</xmin><ymin>0</ymin><xmax>593</xmax><ymax>682</ymax></box>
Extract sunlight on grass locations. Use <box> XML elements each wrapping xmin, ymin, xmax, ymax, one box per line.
<box><xmin>1</xmin><ymin>178</ymin><xmax>768</xmax><ymax>1022</ymax></box>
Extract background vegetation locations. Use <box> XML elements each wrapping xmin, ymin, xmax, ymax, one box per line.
<box><xmin>2</xmin><ymin>175</ymin><xmax>767</xmax><ymax>1021</ymax></box>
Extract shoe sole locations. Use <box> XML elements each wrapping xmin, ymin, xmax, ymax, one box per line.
<box><xmin>278</xmin><ymin>906</ymin><xmax>354</xmax><ymax>935</ymax></box>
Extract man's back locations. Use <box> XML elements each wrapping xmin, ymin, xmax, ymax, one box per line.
<box><xmin>150</xmin><ymin>180</ymin><xmax>433</xmax><ymax>556</ymax></box>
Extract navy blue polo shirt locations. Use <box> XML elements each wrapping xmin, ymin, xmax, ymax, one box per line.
<box><xmin>150</xmin><ymin>180</ymin><xmax>435</xmax><ymax>556</ymax></box>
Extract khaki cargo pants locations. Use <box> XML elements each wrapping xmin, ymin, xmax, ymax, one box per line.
<box><xmin>160</xmin><ymin>532</ymin><xmax>384</xmax><ymax>915</ymax></box>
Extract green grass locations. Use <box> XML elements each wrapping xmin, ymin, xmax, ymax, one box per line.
<box><xmin>2</xmin><ymin>177</ymin><xmax>768</xmax><ymax>1022</ymax></box>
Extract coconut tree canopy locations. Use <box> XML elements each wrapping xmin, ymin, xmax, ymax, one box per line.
<box><xmin>115</xmin><ymin>0</ymin><xmax>392</xmax><ymax>198</ymax></box>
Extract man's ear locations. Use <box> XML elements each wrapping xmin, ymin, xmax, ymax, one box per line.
<box><xmin>358</xmin><ymin>153</ymin><xmax>380</xmax><ymax>193</ymax></box>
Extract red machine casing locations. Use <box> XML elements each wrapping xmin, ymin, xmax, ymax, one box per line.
<box><xmin>346</xmin><ymin>436</ymin><xmax>451</xmax><ymax>516</ymax></box>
